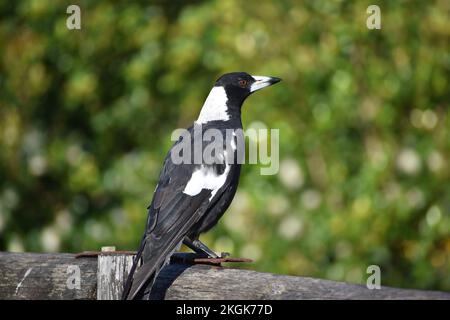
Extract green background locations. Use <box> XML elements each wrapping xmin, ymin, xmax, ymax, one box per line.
<box><xmin>0</xmin><ymin>0</ymin><xmax>449</xmax><ymax>291</ymax></box>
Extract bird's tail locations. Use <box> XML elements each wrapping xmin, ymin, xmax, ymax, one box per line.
<box><xmin>122</xmin><ymin>194</ymin><xmax>209</xmax><ymax>299</ymax></box>
<box><xmin>121</xmin><ymin>235</ymin><xmax>146</xmax><ymax>300</ymax></box>
<box><xmin>121</xmin><ymin>231</ymin><xmax>185</xmax><ymax>300</ymax></box>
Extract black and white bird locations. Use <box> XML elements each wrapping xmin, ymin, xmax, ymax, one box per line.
<box><xmin>122</xmin><ymin>72</ymin><xmax>281</xmax><ymax>299</ymax></box>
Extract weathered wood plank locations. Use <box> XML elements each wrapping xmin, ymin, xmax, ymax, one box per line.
<box><xmin>0</xmin><ymin>252</ymin><xmax>97</xmax><ymax>300</ymax></box>
<box><xmin>97</xmin><ymin>247</ymin><xmax>134</xmax><ymax>300</ymax></box>
<box><xmin>152</xmin><ymin>263</ymin><xmax>450</xmax><ymax>300</ymax></box>
<box><xmin>0</xmin><ymin>252</ymin><xmax>449</xmax><ymax>300</ymax></box>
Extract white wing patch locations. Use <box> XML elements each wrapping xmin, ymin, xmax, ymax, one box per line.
<box><xmin>196</xmin><ymin>86</ymin><xmax>229</xmax><ymax>124</ymax></box>
<box><xmin>183</xmin><ymin>163</ymin><xmax>231</xmax><ymax>201</ymax></box>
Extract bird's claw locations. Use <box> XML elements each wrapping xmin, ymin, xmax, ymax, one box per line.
<box><xmin>170</xmin><ymin>252</ymin><xmax>252</xmax><ymax>266</ymax></box>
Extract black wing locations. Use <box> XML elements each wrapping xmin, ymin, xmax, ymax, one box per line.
<box><xmin>122</xmin><ymin>125</ymin><xmax>233</xmax><ymax>299</ymax></box>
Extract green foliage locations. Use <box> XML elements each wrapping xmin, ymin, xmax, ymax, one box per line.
<box><xmin>0</xmin><ymin>0</ymin><xmax>449</xmax><ymax>291</ymax></box>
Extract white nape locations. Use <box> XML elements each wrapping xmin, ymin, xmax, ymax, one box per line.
<box><xmin>196</xmin><ymin>86</ymin><xmax>230</xmax><ymax>124</ymax></box>
<box><xmin>183</xmin><ymin>163</ymin><xmax>231</xmax><ymax>201</ymax></box>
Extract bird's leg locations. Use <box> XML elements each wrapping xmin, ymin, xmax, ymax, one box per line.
<box><xmin>183</xmin><ymin>237</ymin><xmax>225</xmax><ymax>259</ymax></box>
<box><xmin>178</xmin><ymin>237</ymin><xmax>251</xmax><ymax>266</ymax></box>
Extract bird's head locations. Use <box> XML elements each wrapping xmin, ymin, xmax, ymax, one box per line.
<box><xmin>215</xmin><ymin>72</ymin><xmax>281</xmax><ymax>105</ymax></box>
<box><xmin>197</xmin><ymin>72</ymin><xmax>281</xmax><ymax>123</ymax></box>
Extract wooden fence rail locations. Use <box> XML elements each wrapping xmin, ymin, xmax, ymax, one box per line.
<box><xmin>0</xmin><ymin>250</ymin><xmax>449</xmax><ymax>300</ymax></box>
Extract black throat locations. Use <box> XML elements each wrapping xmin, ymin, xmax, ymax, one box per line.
<box><xmin>223</xmin><ymin>84</ymin><xmax>249</xmax><ymax>123</ymax></box>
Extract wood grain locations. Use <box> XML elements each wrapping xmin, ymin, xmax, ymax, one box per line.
<box><xmin>0</xmin><ymin>252</ymin><xmax>96</xmax><ymax>300</ymax></box>
<box><xmin>0</xmin><ymin>252</ymin><xmax>449</xmax><ymax>300</ymax></box>
<box><xmin>97</xmin><ymin>247</ymin><xmax>134</xmax><ymax>300</ymax></box>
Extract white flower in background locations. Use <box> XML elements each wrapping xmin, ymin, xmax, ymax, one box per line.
<box><xmin>365</xmin><ymin>136</ymin><xmax>387</xmax><ymax>168</ymax></box>
<box><xmin>279</xmin><ymin>158</ymin><xmax>304</xmax><ymax>190</ymax></box>
<box><xmin>301</xmin><ymin>189</ymin><xmax>322</xmax><ymax>210</ymax></box>
<box><xmin>405</xmin><ymin>188</ymin><xmax>425</xmax><ymax>209</ymax></box>
<box><xmin>235</xmin><ymin>33</ymin><xmax>256</xmax><ymax>57</ymax></box>
<box><xmin>2</xmin><ymin>188</ymin><xmax>19</xmax><ymax>210</ymax></box>
<box><xmin>55</xmin><ymin>210</ymin><xmax>73</xmax><ymax>234</ymax></box>
<box><xmin>410</xmin><ymin>108</ymin><xmax>438</xmax><ymax>129</ymax></box>
<box><xmin>224</xmin><ymin>210</ymin><xmax>246</xmax><ymax>235</ymax></box>
<box><xmin>396</xmin><ymin>148</ymin><xmax>421</xmax><ymax>175</ymax></box>
<box><xmin>224</xmin><ymin>191</ymin><xmax>251</xmax><ymax>235</ymax></box>
<box><xmin>111</xmin><ymin>207</ymin><xmax>126</xmax><ymax>225</ymax></box>
<box><xmin>8</xmin><ymin>236</ymin><xmax>24</xmax><ymax>252</ymax></box>
<box><xmin>426</xmin><ymin>206</ymin><xmax>441</xmax><ymax>227</ymax></box>
<box><xmin>214</xmin><ymin>236</ymin><xmax>234</xmax><ymax>254</ymax></box>
<box><xmin>23</xmin><ymin>129</ymin><xmax>48</xmax><ymax>176</ymax></box>
<box><xmin>278</xmin><ymin>215</ymin><xmax>303</xmax><ymax>240</ymax></box>
<box><xmin>28</xmin><ymin>154</ymin><xmax>47</xmax><ymax>176</ymax></box>
<box><xmin>23</xmin><ymin>129</ymin><xmax>44</xmax><ymax>154</ymax></box>
<box><xmin>66</xmin><ymin>144</ymin><xmax>83</xmax><ymax>166</ymax></box>
<box><xmin>240</xmin><ymin>243</ymin><xmax>262</xmax><ymax>261</ymax></box>
<box><xmin>41</xmin><ymin>226</ymin><xmax>60</xmax><ymax>252</ymax></box>
<box><xmin>84</xmin><ymin>220</ymin><xmax>109</xmax><ymax>241</ymax></box>
<box><xmin>384</xmin><ymin>182</ymin><xmax>401</xmax><ymax>203</ymax></box>
<box><xmin>267</xmin><ymin>194</ymin><xmax>289</xmax><ymax>216</ymax></box>
<box><xmin>410</xmin><ymin>109</ymin><xmax>422</xmax><ymax>128</ymax></box>
<box><xmin>227</xmin><ymin>191</ymin><xmax>250</xmax><ymax>216</ymax></box>
<box><xmin>427</xmin><ymin>151</ymin><xmax>445</xmax><ymax>173</ymax></box>
<box><xmin>421</xmin><ymin>109</ymin><xmax>438</xmax><ymax>130</ymax></box>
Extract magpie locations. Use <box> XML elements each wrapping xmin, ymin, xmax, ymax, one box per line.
<box><xmin>122</xmin><ymin>72</ymin><xmax>281</xmax><ymax>300</ymax></box>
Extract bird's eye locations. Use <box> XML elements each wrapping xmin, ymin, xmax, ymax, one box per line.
<box><xmin>238</xmin><ymin>80</ymin><xmax>248</xmax><ymax>87</ymax></box>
